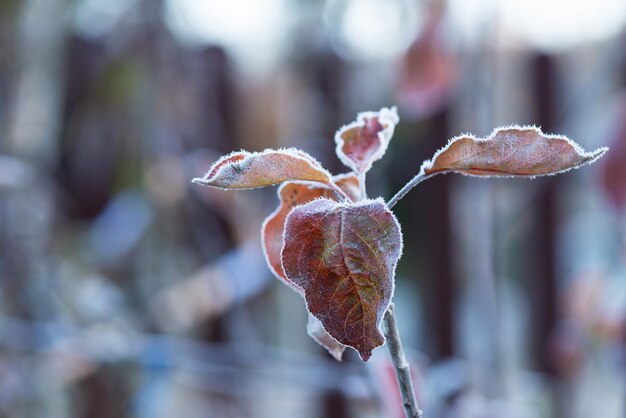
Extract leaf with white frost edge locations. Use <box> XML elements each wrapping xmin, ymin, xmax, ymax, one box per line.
<box><xmin>261</xmin><ymin>175</ymin><xmax>361</xmax><ymax>360</ymax></box>
<box><xmin>262</xmin><ymin>174</ymin><xmax>362</xmax><ymax>286</ymax></box>
<box><xmin>281</xmin><ymin>198</ymin><xmax>403</xmax><ymax>361</ymax></box>
<box><xmin>420</xmin><ymin>125</ymin><xmax>608</xmax><ymax>178</ymax></box>
<box><xmin>192</xmin><ymin>148</ymin><xmax>333</xmax><ymax>190</ymax></box>
<box><xmin>335</xmin><ymin>107</ymin><xmax>400</xmax><ymax>174</ymax></box>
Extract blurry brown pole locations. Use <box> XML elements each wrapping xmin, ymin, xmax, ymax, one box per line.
<box><xmin>397</xmin><ymin>104</ymin><xmax>455</xmax><ymax>360</ymax></box>
<box><xmin>531</xmin><ymin>53</ymin><xmax>561</xmax><ymax>417</ymax></box>
<box><xmin>428</xmin><ymin>110</ymin><xmax>455</xmax><ymax>358</ymax></box>
<box><xmin>531</xmin><ymin>54</ymin><xmax>558</xmax><ymax>375</ymax></box>
<box><xmin>394</xmin><ymin>107</ymin><xmax>454</xmax><ymax>361</ymax></box>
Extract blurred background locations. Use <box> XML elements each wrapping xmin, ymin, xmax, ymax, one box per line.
<box><xmin>0</xmin><ymin>0</ymin><xmax>625</xmax><ymax>417</ymax></box>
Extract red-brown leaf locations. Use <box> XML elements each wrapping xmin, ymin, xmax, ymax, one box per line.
<box><xmin>264</xmin><ymin>188</ymin><xmax>351</xmax><ymax>360</ymax></box>
<box><xmin>421</xmin><ymin>126</ymin><xmax>608</xmax><ymax>177</ymax></box>
<box><xmin>261</xmin><ymin>175</ymin><xmax>360</xmax><ymax>361</ymax></box>
<box><xmin>335</xmin><ymin>107</ymin><xmax>399</xmax><ymax>174</ymax></box>
<box><xmin>262</xmin><ymin>174</ymin><xmax>361</xmax><ymax>285</ymax></box>
<box><xmin>332</xmin><ymin>173</ymin><xmax>362</xmax><ymax>202</ymax></box>
<box><xmin>192</xmin><ymin>148</ymin><xmax>332</xmax><ymax>189</ymax></box>
<box><xmin>262</xmin><ymin>183</ymin><xmax>333</xmax><ymax>288</ymax></box>
<box><xmin>282</xmin><ymin>198</ymin><xmax>402</xmax><ymax>360</ymax></box>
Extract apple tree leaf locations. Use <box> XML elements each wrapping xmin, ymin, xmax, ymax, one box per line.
<box><xmin>421</xmin><ymin>126</ymin><xmax>608</xmax><ymax>177</ymax></box>
<box><xmin>335</xmin><ymin>107</ymin><xmax>399</xmax><ymax>174</ymax></box>
<box><xmin>261</xmin><ymin>173</ymin><xmax>361</xmax><ymax>286</ymax></box>
<box><xmin>192</xmin><ymin>148</ymin><xmax>332</xmax><ymax>189</ymax></box>
<box><xmin>332</xmin><ymin>172</ymin><xmax>362</xmax><ymax>202</ymax></box>
<box><xmin>262</xmin><ymin>182</ymin><xmax>333</xmax><ymax>289</ymax></box>
<box><xmin>261</xmin><ymin>174</ymin><xmax>360</xmax><ymax>360</ymax></box>
<box><xmin>282</xmin><ymin>198</ymin><xmax>402</xmax><ymax>360</ymax></box>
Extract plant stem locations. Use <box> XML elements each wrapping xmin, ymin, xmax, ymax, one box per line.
<box><xmin>383</xmin><ymin>304</ymin><xmax>422</xmax><ymax>418</ymax></box>
<box><xmin>387</xmin><ymin>173</ymin><xmax>432</xmax><ymax>209</ymax></box>
<box><xmin>359</xmin><ymin>172</ymin><xmax>367</xmax><ymax>200</ymax></box>
<box><xmin>328</xmin><ymin>182</ymin><xmax>352</xmax><ymax>202</ymax></box>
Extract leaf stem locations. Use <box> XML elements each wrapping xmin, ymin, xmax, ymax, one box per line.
<box><xmin>328</xmin><ymin>182</ymin><xmax>352</xmax><ymax>202</ymax></box>
<box><xmin>387</xmin><ymin>172</ymin><xmax>431</xmax><ymax>209</ymax></box>
<box><xmin>383</xmin><ymin>304</ymin><xmax>422</xmax><ymax>418</ymax></box>
<box><xmin>359</xmin><ymin>172</ymin><xmax>367</xmax><ymax>200</ymax></box>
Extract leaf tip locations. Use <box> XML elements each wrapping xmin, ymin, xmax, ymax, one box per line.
<box><xmin>191</xmin><ymin>176</ymin><xmax>207</xmax><ymax>185</ymax></box>
<box><xmin>586</xmin><ymin>146</ymin><xmax>609</xmax><ymax>162</ymax></box>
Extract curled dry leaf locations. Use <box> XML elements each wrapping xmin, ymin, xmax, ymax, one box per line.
<box><xmin>192</xmin><ymin>148</ymin><xmax>332</xmax><ymax>189</ymax></box>
<box><xmin>282</xmin><ymin>198</ymin><xmax>402</xmax><ymax>360</ymax></box>
<box><xmin>421</xmin><ymin>126</ymin><xmax>608</xmax><ymax>178</ymax></box>
<box><xmin>335</xmin><ymin>107</ymin><xmax>399</xmax><ymax>174</ymax></box>
<box><xmin>262</xmin><ymin>174</ymin><xmax>360</xmax><ymax>360</ymax></box>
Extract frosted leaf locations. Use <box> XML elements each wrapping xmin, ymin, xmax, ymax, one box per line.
<box><xmin>331</xmin><ymin>173</ymin><xmax>362</xmax><ymax>202</ymax></box>
<box><xmin>335</xmin><ymin>107</ymin><xmax>399</xmax><ymax>174</ymax></box>
<box><xmin>262</xmin><ymin>183</ymin><xmax>334</xmax><ymax>288</ymax></box>
<box><xmin>420</xmin><ymin>126</ymin><xmax>608</xmax><ymax>178</ymax></box>
<box><xmin>282</xmin><ymin>198</ymin><xmax>403</xmax><ymax>361</ymax></box>
<box><xmin>261</xmin><ymin>173</ymin><xmax>362</xmax><ymax>286</ymax></box>
<box><xmin>192</xmin><ymin>148</ymin><xmax>332</xmax><ymax>190</ymax></box>
<box><xmin>261</xmin><ymin>175</ymin><xmax>361</xmax><ymax>361</ymax></box>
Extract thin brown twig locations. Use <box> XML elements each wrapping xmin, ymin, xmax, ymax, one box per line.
<box><xmin>383</xmin><ymin>304</ymin><xmax>423</xmax><ymax>418</ymax></box>
<box><xmin>328</xmin><ymin>182</ymin><xmax>352</xmax><ymax>202</ymax></box>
